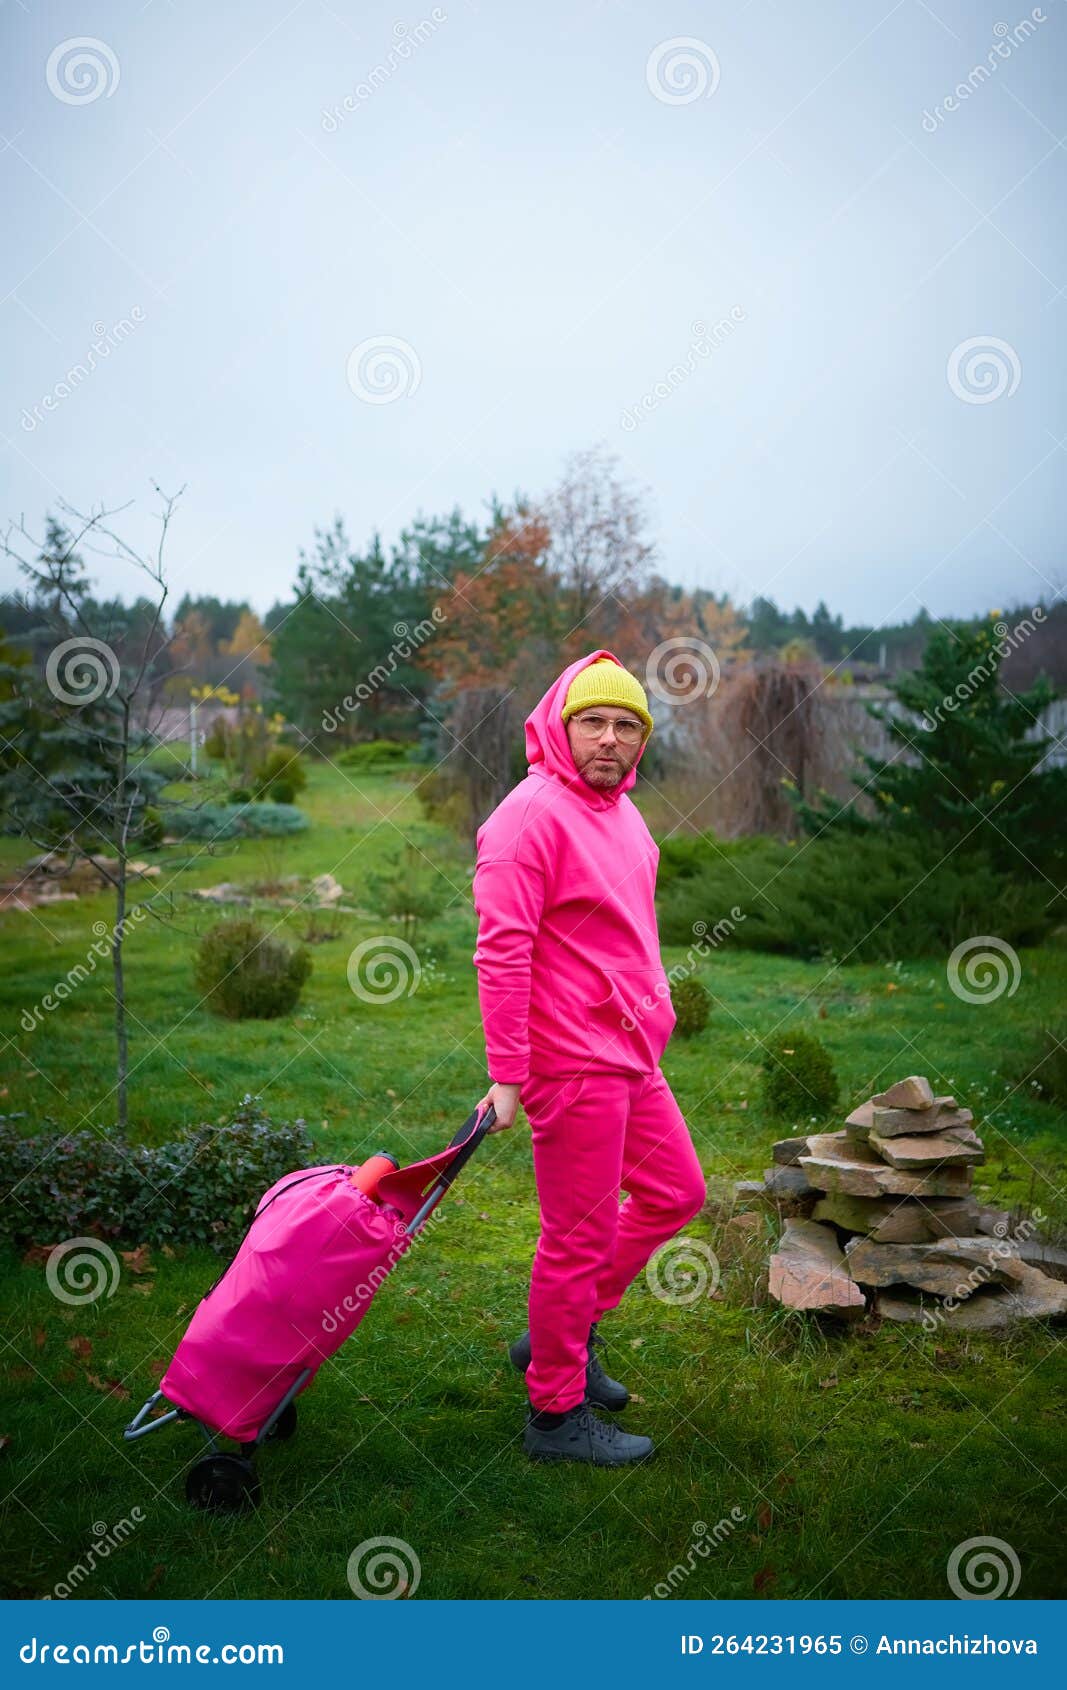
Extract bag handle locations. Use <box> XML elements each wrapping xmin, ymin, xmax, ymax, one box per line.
<box><xmin>404</xmin><ymin>1101</ymin><xmax>496</xmax><ymax>1236</ymax></box>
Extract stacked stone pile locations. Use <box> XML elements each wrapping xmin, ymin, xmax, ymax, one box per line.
<box><xmin>734</xmin><ymin>1075</ymin><xmax>1067</xmax><ymax>1329</ymax></box>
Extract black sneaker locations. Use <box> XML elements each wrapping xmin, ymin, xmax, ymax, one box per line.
<box><xmin>508</xmin><ymin>1321</ymin><xmax>629</xmax><ymax>1411</ymax></box>
<box><xmin>523</xmin><ymin>1401</ymin><xmax>654</xmax><ymax>1466</ymax></box>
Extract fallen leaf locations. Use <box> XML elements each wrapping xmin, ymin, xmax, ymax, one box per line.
<box><xmin>148</xmin><ymin>1359</ymin><xmax>167</xmax><ymax>1378</ymax></box>
<box><xmin>145</xmin><ymin>1564</ymin><xmax>165</xmax><ymax>1593</ymax></box>
<box><xmin>819</xmin><ymin>1375</ymin><xmax>838</xmax><ymax>1390</ymax></box>
<box><xmin>33</xmin><ymin>1328</ymin><xmax>46</xmax><ymax>1350</ymax></box>
<box><xmin>21</xmin><ymin>1244</ymin><xmax>56</xmax><ymax>1268</ymax></box>
<box><xmin>161</xmin><ymin>1244</ymin><xmax>175</xmax><ymax>1259</ymax></box>
<box><xmin>757</xmin><ymin>1504</ymin><xmax>772</xmax><ymax>1531</ymax></box>
<box><xmin>121</xmin><ymin>1245</ymin><xmax>153</xmax><ymax>1274</ymax></box>
<box><xmin>132</xmin><ymin>1281</ymin><xmax>154</xmax><ymax>1297</ymax></box>
<box><xmin>86</xmin><ymin>1373</ymin><xmax>130</xmax><ymax>1400</ymax></box>
<box><xmin>753</xmin><ymin>1565</ymin><xmax>777</xmax><ymax>1593</ymax></box>
<box><xmin>0</xmin><ymin>1435</ymin><xmax>11</xmax><ymax>1453</ymax></box>
<box><xmin>629</xmin><ymin>1337</ymin><xmax>644</xmax><ymax>1348</ymax></box>
<box><xmin>68</xmin><ymin>1336</ymin><xmax>92</xmax><ymax>1361</ymax></box>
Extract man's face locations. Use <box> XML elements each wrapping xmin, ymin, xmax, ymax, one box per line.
<box><xmin>565</xmin><ymin>707</ymin><xmax>646</xmax><ymax>790</ymax></box>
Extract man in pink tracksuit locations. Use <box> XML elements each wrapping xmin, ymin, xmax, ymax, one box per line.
<box><xmin>473</xmin><ymin>650</ymin><xmax>706</xmax><ymax>1466</ymax></box>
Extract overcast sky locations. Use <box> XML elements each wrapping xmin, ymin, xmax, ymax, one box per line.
<box><xmin>2</xmin><ymin>0</ymin><xmax>1064</xmax><ymax>626</ymax></box>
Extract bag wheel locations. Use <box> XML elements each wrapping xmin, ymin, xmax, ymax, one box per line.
<box><xmin>185</xmin><ymin>1453</ymin><xmax>261</xmax><ymax>1513</ymax></box>
<box><xmin>266</xmin><ymin>1401</ymin><xmax>297</xmax><ymax>1441</ymax></box>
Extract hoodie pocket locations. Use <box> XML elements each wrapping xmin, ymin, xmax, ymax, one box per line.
<box><xmin>583</xmin><ymin>966</ymin><xmax>677</xmax><ymax>1067</ymax></box>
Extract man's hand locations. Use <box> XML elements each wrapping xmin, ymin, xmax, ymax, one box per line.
<box><xmin>477</xmin><ymin>1082</ymin><xmax>522</xmax><ymax>1132</ymax></box>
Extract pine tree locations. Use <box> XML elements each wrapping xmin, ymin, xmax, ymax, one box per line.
<box><xmin>795</xmin><ymin>613</ymin><xmax>1065</xmax><ymax>875</ymax></box>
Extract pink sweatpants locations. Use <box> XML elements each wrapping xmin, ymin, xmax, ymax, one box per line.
<box><xmin>519</xmin><ymin>1066</ymin><xmax>707</xmax><ymax>1413</ymax></box>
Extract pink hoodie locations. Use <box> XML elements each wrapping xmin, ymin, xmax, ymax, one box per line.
<box><xmin>472</xmin><ymin>649</ymin><xmax>676</xmax><ymax>1085</ymax></box>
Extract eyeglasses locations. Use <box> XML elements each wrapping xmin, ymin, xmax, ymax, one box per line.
<box><xmin>571</xmin><ymin>713</ymin><xmax>644</xmax><ymax>746</ymax></box>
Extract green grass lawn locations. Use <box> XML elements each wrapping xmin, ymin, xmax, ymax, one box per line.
<box><xmin>1</xmin><ymin>756</ymin><xmax>1065</xmax><ymax>1599</ymax></box>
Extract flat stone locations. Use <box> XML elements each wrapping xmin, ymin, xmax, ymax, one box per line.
<box><xmin>763</xmin><ymin>1164</ymin><xmax>816</xmax><ymax>1197</ymax></box>
<box><xmin>877</xmin><ymin>1264</ymin><xmax>1067</xmax><ymax>1329</ymax></box>
<box><xmin>768</xmin><ymin>1220</ymin><xmax>866</xmax><ymax>1319</ymax></box>
<box><xmin>1011</xmin><ymin>1242</ymin><xmax>1067</xmax><ymax>1283</ymax></box>
<box><xmin>772</xmin><ymin>1136</ymin><xmax>811</xmax><ymax>1166</ymax></box>
<box><xmin>813</xmin><ymin>1193</ymin><xmax>979</xmax><ymax>1243</ymax></box>
<box><xmin>844</xmin><ymin>1100</ymin><xmax>875</xmax><ymax>1135</ymax></box>
<box><xmin>869</xmin><ymin>1128</ymin><xmax>984</xmax><ymax>1170</ymax></box>
<box><xmin>871</xmin><ymin>1076</ymin><xmax>935</xmax><ymax>1111</ymax></box>
<box><xmin>733</xmin><ymin>1180</ymin><xmax>766</xmax><ymax>1204</ymax></box>
<box><xmin>800</xmin><ymin>1137</ymin><xmax>973</xmax><ymax>1199</ymax></box>
<box><xmin>869</xmin><ymin>1104</ymin><xmax>974</xmax><ymax>1139</ymax></box>
<box><xmin>844</xmin><ymin>1236</ymin><xmax>1025</xmax><ymax>1298</ymax></box>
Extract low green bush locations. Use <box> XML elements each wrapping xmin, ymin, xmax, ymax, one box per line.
<box><xmin>140</xmin><ymin>806</ymin><xmax>164</xmax><ymax>850</ymax></box>
<box><xmin>0</xmin><ymin>1099</ymin><xmax>314</xmax><ymax>1252</ymax></box>
<box><xmin>760</xmin><ymin>1031</ymin><xmax>839</xmax><ymax>1121</ymax></box>
<box><xmin>253</xmin><ymin>746</ymin><xmax>307</xmax><ymax>798</ymax></box>
<box><xmin>336</xmin><ymin>739</ymin><xmax>412</xmax><ymax>770</ymax></box>
<box><xmin>162</xmin><ymin>802</ymin><xmax>308</xmax><ymax>840</ymax></box>
<box><xmin>270</xmin><ymin>779</ymin><xmax>295</xmax><ymax>804</ymax></box>
<box><xmin>657</xmin><ymin>832</ymin><xmax>1052</xmax><ymax>963</ymax></box>
<box><xmin>228</xmin><ymin>787</ymin><xmax>253</xmax><ymax>805</ymax></box>
<box><xmin>671</xmin><ymin>978</ymin><xmax>710</xmax><ymax>1037</ymax></box>
<box><xmin>195</xmin><ymin>917</ymin><xmax>312</xmax><ymax>1020</ymax></box>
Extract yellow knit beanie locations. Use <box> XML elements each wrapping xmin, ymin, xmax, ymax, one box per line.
<box><xmin>561</xmin><ymin>658</ymin><xmax>654</xmax><ymax>739</ymax></box>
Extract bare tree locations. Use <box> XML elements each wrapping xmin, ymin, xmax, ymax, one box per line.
<box><xmin>1</xmin><ymin>486</ymin><xmax>185</xmax><ymax>1129</ymax></box>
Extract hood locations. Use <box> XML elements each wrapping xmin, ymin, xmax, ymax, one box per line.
<box><xmin>524</xmin><ymin>649</ymin><xmax>651</xmax><ymax>810</ymax></box>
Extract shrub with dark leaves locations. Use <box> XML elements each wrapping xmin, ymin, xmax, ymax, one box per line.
<box><xmin>760</xmin><ymin>1031</ymin><xmax>839</xmax><ymax>1122</ymax></box>
<box><xmin>195</xmin><ymin>916</ymin><xmax>311</xmax><ymax>1019</ymax></box>
<box><xmin>0</xmin><ymin>1098</ymin><xmax>315</xmax><ymax>1252</ymax></box>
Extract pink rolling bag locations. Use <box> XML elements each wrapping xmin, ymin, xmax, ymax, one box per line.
<box><xmin>123</xmin><ymin>1103</ymin><xmax>495</xmax><ymax>1510</ymax></box>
